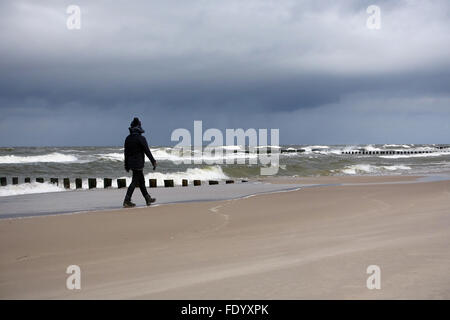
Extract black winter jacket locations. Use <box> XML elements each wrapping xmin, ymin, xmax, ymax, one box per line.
<box><xmin>124</xmin><ymin>127</ymin><xmax>156</xmax><ymax>170</ymax></box>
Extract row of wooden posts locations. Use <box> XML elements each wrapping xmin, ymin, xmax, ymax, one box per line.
<box><xmin>0</xmin><ymin>177</ymin><xmax>246</xmax><ymax>189</ymax></box>
<box><xmin>341</xmin><ymin>150</ymin><xmax>438</xmax><ymax>155</ymax></box>
<box><xmin>238</xmin><ymin>148</ymin><xmax>448</xmax><ymax>154</ymax></box>
<box><xmin>280</xmin><ymin>149</ymin><xmax>449</xmax><ymax>154</ymax></box>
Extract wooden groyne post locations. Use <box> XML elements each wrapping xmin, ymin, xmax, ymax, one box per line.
<box><xmin>117</xmin><ymin>178</ymin><xmax>127</xmax><ymax>189</ymax></box>
<box><xmin>63</xmin><ymin>178</ymin><xmax>70</xmax><ymax>189</ymax></box>
<box><xmin>88</xmin><ymin>178</ymin><xmax>97</xmax><ymax>189</ymax></box>
<box><xmin>164</xmin><ymin>179</ymin><xmax>174</xmax><ymax>187</ymax></box>
<box><xmin>149</xmin><ymin>179</ymin><xmax>157</xmax><ymax>188</ymax></box>
<box><xmin>104</xmin><ymin>178</ymin><xmax>112</xmax><ymax>189</ymax></box>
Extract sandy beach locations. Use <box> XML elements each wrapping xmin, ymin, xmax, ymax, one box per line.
<box><xmin>1</xmin><ymin>175</ymin><xmax>450</xmax><ymax>299</ymax></box>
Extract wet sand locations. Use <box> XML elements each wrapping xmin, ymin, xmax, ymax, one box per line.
<box><xmin>1</xmin><ymin>176</ymin><xmax>449</xmax><ymax>299</ymax></box>
<box><xmin>0</xmin><ymin>182</ymin><xmax>304</xmax><ymax>219</ymax></box>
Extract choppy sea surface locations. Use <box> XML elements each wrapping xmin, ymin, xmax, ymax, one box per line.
<box><xmin>0</xmin><ymin>144</ymin><xmax>449</xmax><ymax>196</ymax></box>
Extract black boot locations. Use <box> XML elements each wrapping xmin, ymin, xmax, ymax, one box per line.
<box><xmin>144</xmin><ymin>194</ymin><xmax>156</xmax><ymax>206</ymax></box>
<box><xmin>123</xmin><ymin>199</ymin><xmax>136</xmax><ymax>208</ymax></box>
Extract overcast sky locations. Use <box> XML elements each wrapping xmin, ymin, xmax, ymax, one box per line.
<box><xmin>0</xmin><ymin>0</ymin><xmax>449</xmax><ymax>146</ymax></box>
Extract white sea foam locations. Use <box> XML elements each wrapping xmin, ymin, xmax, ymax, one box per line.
<box><xmin>380</xmin><ymin>152</ymin><xmax>450</xmax><ymax>159</ymax></box>
<box><xmin>383</xmin><ymin>144</ymin><xmax>412</xmax><ymax>149</ymax></box>
<box><xmin>298</xmin><ymin>145</ymin><xmax>330</xmax><ymax>154</ymax></box>
<box><xmin>98</xmin><ymin>149</ymin><xmax>257</xmax><ymax>162</ymax></box>
<box><xmin>341</xmin><ymin>164</ymin><xmax>411</xmax><ymax>175</ymax></box>
<box><xmin>144</xmin><ymin>165</ymin><xmax>229</xmax><ymax>186</ymax></box>
<box><xmin>97</xmin><ymin>152</ymin><xmax>124</xmax><ymax>161</ymax></box>
<box><xmin>382</xmin><ymin>165</ymin><xmax>412</xmax><ymax>171</ymax></box>
<box><xmin>0</xmin><ymin>182</ymin><xmax>65</xmax><ymax>197</ymax></box>
<box><xmin>328</xmin><ymin>149</ymin><xmax>344</xmax><ymax>155</ymax></box>
<box><xmin>363</xmin><ymin>144</ymin><xmax>382</xmax><ymax>152</ymax></box>
<box><xmin>0</xmin><ymin>153</ymin><xmax>78</xmax><ymax>164</ymax></box>
<box><xmin>341</xmin><ymin>164</ymin><xmax>374</xmax><ymax>174</ymax></box>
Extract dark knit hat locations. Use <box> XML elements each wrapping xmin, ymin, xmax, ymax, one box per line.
<box><xmin>130</xmin><ymin>117</ymin><xmax>141</xmax><ymax>128</ymax></box>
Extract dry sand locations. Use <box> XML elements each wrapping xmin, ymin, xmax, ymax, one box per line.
<box><xmin>1</xmin><ymin>176</ymin><xmax>450</xmax><ymax>299</ymax></box>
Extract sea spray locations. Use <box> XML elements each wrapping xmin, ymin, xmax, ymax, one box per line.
<box><xmin>340</xmin><ymin>164</ymin><xmax>412</xmax><ymax>175</ymax></box>
<box><xmin>0</xmin><ymin>182</ymin><xmax>65</xmax><ymax>197</ymax></box>
<box><xmin>0</xmin><ymin>153</ymin><xmax>78</xmax><ymax>164</ymax></box>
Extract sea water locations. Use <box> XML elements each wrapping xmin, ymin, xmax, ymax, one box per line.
<box><xmin>0</xmin><ymin>144</ymin><xmax>449</xmax><ymax>196</ymax></box>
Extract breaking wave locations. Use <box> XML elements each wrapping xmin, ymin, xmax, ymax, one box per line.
<box><xmin>379</xmin><ymin>152</ymin><xmax>450</xmax><ymax>159</ymax></box>
<box><xmin>340</xmin><ymin>164</ymin><xmax>411</xmax><ymax>175</ymax></box>
<box><xmin>0</xmin><ymin>153</ymin><xmax>79</xmax><ymax>164</ymax></box>
<box><xmin>97</xmin><ymin>149</ymin><xmax>257</xmax><ymax>162</ymax></box>
<box><xmin>0</xmin><ymin>182</ymin><xmax>65</xmax><ymax>197</ymax></box>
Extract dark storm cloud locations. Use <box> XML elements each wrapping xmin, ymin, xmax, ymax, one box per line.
<box><xmin>0</xmin><ymin>0</ymin><xmax>449</xmax><ymax>145</ymax></box>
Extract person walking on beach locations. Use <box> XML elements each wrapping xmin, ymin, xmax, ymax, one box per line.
<box><xmin>123</xmin><ymin>117</ymin><xmax>157</xmax><ymax>208</ymax></box>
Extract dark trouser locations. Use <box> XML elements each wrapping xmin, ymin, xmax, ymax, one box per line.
<box><xmin>125</xmin><ymin>169</ymin><xmax>149</xmax><ymax>201</ymax></box>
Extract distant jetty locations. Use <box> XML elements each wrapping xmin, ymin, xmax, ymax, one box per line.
<box><xmin>278</xmin><ymin>144</ymin><xmax>450</xmax><ymax>155</ymax></box>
